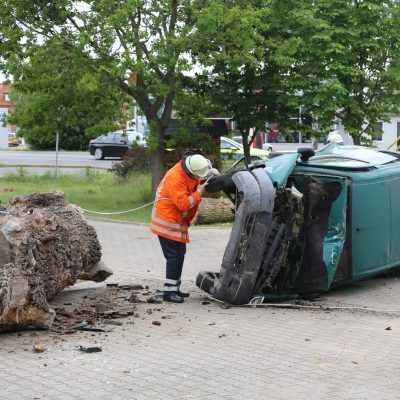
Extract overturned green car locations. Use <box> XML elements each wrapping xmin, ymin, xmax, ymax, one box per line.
<box><xmin>197</xmin><ymin>144</ymin><xmax>400</xmax><ymax>304</ymax></box>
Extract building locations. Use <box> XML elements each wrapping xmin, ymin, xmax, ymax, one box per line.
<box><xmin>0</xmin><ymin>83</ymin><xmax>16</xmax><ymax>147</ymax></box>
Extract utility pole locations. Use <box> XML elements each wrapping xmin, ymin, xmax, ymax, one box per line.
<box><xmin>55</xmin><ymin>108</ymin><xmax>63</xmax><ymax>177</ymax></box>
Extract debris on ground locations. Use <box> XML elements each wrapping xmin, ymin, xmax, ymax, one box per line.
<box><xmin>50</xmin><ymin>285</ymin><xmax>160</xmax><ymax>335</ymax></box>
<box><xmin>33</xmin><ymin>344</ymin><xmax>46</xmax><ymax>353</ymax></box>
<box><xmin>79</xmin><ymin>345</ymin><xmax>102</xmax><ymax>353</ymax></box>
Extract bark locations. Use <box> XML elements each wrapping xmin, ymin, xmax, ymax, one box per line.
<box><xmin>152</xmin><ymin>146</ymin><xmax>166</xmax><ymax>193</ymax></box>
<box><xmin>0</xmin><ymin>191</ymin><xmax>112</xmax><ymax>332</ymax></box>
<box><xmin>195</xmin><ymin>198</ymin><xmax>234</xmax><ymax>225</ymax></box>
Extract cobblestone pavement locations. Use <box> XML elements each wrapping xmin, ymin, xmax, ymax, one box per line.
<box><xmin>2</xmin><ymin>219</ymin><xmax>400</xmax><ymax>400</ymax></box>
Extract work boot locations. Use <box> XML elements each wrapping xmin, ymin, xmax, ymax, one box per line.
<box><xmin>163</xmin><ymin>292</ymin><xmax>184</xmax><ymax>303</ymax></box>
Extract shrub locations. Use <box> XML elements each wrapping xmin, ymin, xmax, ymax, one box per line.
<box><xmin>110</xmin><ymin>146</ymin><xmax>151</xmax><ymax>178</ymax></box>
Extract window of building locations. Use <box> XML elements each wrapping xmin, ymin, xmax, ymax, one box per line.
<box><xmin>375</xmin><ymin>122</ymin><xmax>383</xmax><ymax>141</ymax></box>
<box><xmin>4</xmin><ymin>93</ymin><xmax>10</xmax><ymax>101</ymax></box>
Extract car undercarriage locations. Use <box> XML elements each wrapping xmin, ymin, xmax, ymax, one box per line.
<box><xmin>197</xmin><ymin>154</ymin><xmax>347</xmax><ymax>304</ymax></box>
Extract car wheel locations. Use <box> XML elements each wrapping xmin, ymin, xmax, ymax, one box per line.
<box><xmin>195</xmin><ymin>271</ymin><xmax>220</xmax><ymax>294</ymax></box>
<box><xmin>205</xmin><ymin>171</ymin><xmax>236</xmax><ymax>193</ymax></box>
<box><xmin>94</xmin><ymin>148</ymin><xmax>104</xmax><ymax>160</ymax></box>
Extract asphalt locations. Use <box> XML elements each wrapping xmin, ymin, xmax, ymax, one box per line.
<box><xmin>1</xmin><ymin>218</ymin><xmax>400</xmax><ymax>400</ymax></box>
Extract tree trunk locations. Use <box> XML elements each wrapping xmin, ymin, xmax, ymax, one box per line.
<box><xmin>195</xmin><ymin>198</ymin><xmax>234</xmax><ymax>225</ymax></box>
<box><xmin>151</xmin><ymin>146</ymin><xmax>166</xmax><ymax>193</ymax></box>
<box><xmin>353</xmin><ymin>135</ymin><xmax>361</xmax><ymax>145</ymax></box>
<box><xmin>151</xmin><ymin>124</ymin><xmax>167</xmax><ymax>193</ymax></box>
<box><xmin>0</xmin><ymin>192</ymin><xmax>112</xmax><ymax>332</ymax></box>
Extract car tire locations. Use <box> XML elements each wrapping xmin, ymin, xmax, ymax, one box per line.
<box><xmin>205</xmin><ymin>171</ymin><xmax>236</xmax><ymax>193</ymax></box>
<box><xmin>195</xmin><ymin>271</ymin><xmax>220</xmax><ymax>294</ymax></box>
<box><xmin>94</xmin><ymin>148</ymin><xmax>104</xmax><ymax>160</ymax></box>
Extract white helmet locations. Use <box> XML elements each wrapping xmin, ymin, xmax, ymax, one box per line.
<box><xmin>185</xmin><ymin>154</ymin><xmax>210</xmax><ymax>178</ymax></box>
<box><xmin>327</xmin><ymin>131</ymin><xmax>344</xmax><ymax>144</ymax></box>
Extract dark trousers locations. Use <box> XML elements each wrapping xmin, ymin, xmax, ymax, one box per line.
<box><xmin>158</xmin><ymin>236</ymin><xmax>187</xmax><ymax>282</ymax></box>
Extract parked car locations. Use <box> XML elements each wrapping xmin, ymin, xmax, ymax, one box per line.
<box><xmin>221</xmin><ymin>136</ymin><xmax>269</xmax><ymax>161</ymax></box>
<box><xmin>231</xmin><ymin>135</ymin><xmax>274</xmax><ymax>152</ymax></box>
<box><xmin>89</xmin><ymin>130</ymin><xmax>146</xmax><ymax>160</ymax></box>
<box><xmin>197</xmin><ymin>144</ymin><xmax>400</xmax><ymax>304</ymax></box>
<box><xmin>8</xmin><ymin>133</ymin><xmax>19</xmax><ymax>147</ymax></box>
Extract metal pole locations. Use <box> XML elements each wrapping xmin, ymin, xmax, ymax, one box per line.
<box><xmin>55</xmin><ymin>130</ymin><xmax>59</xmax><ymax>177</ymax></box>
<box><xmin>135</xmin><ymin>102</ymin><xmax>139</xmax><ymax>131</ymax></box>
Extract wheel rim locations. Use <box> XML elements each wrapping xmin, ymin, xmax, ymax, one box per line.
<box><xmin>94</xmin><ymin>148</ymin><xmax>103</xmax><ymax>159</ymax></box>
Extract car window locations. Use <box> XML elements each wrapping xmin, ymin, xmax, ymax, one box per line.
<box><xmin>115</xmin><ymin>132</ymin><xmax>128</xmax><ymax>142</ymax></box>
<box><xmin>232</xmin><ymin>136</ymin><xmax>243</xmax><ymax>145</ymax></box>
<box><xmin>97</xmin><ymin>133</ymin><xmax>115</xmax><ymax>142</ymax></box>
<box><xmin>127</xmin><ymin>132</ymin><xmax>143</xmax><ymax>144</ymax></box>
<box><xmin>221</xmin><ymin>139</ymin><xmax>239</xmax><ymax>150</ymax></box>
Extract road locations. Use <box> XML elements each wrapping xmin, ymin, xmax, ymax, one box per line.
<box><xmin>0</xmin><ymin>150</ymin><xmax>117</xmax><ymax>173</ymax></box>
<box><xmin>2</xmin><ymin>220</ymin><xmax>400</xmax><ymax>399</ymax></box>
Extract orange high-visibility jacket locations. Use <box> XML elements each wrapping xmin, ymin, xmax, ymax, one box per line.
<box><xmin>150</xmin><ymin>161</ymin><xmax>202</xmax><ymax>243</ymax></box>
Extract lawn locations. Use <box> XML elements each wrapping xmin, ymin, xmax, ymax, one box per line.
<box><xmin>0</xmin><ymin>168</ymin><xmax>154</xmax><ymax>223</ymax></box>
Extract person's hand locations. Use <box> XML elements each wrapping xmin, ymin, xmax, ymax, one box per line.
<box><xmin>197</xmin><ymin>182</ymin><xmax>208</xmax><ymax>195</ymax></box>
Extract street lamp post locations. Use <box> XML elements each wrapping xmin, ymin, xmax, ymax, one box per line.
<box><xmin>55</xmin><ymin>109</ymin><xmax>63</xmax><ymax>177</ymax></box>
<box><xmin>55</xmin><ymin>129</ymin><xmax>59</xmax><ymax>177</ymax></box>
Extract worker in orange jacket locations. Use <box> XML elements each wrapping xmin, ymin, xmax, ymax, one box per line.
<box><xmin>150</xmin><ymin>153</ymin><xmax>215</xmax><ymax>303</ymax></box>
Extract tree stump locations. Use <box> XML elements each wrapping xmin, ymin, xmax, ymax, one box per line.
<box><xmin>0</xmin><ymin>191</ymin><xmax>112</xmax><ymax>332</ymax></box>
<box><xmin>195</xmin><ymin>197</ymin><xmax>234</xmax><ymax>225</ymax></box>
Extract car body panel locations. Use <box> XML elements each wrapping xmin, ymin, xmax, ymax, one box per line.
<box><xmin>263</xmin><ymin>153</ymin><xmax>298</xmax><ymax>187</ymax></box>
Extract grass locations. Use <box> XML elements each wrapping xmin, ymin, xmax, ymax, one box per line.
<box><xmin>0</xmin><ymin>169</ymin><xmax>153</xmax><ymax>223</ymax></box>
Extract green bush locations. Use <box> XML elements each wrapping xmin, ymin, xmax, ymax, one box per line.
<box><xmin>110</xmin><ymin>146</ymin><xmax>151</xmax><ymax>178</ymax></box>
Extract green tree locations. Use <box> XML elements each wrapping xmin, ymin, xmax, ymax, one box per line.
<box><xmin>285</xmin><ymin>0</ymin><xmax>400</xmax><ymax>144</ymax></box>
<box><xmin>189</xmin><ymin>0</ymin><xmax>313</xmax><ymax>159</ymax></box>
<box><xmin>5</xmin><ymin>40</ymin><xmax>125</xmax><ymax>150</ymax></box>
<box><xmin>189</xmin><ymin>1</ymin><xmax>272</xmax><ymax>161</ymax></box>
<box><xmin>0</xmin><ymin>0</ymin><xmax>202</xmax><ymax>190</ymax></box>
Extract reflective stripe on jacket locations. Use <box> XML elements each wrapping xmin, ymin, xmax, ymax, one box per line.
<box><xmin>150</xmin><ymin>161</ymin><xmax>202</xmax><ymax>243</ymax></box>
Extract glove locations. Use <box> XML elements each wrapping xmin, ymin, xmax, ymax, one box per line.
<box><xmin>207</xmin><ymin>168</ymin><xmax>220</xmax><ymax>177</ymax></box>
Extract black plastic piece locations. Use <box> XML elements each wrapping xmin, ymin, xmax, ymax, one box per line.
<box><xmin>297</xmin><ymin>148</ymin><xmax>315</xmax><ymax>162</ymax></box>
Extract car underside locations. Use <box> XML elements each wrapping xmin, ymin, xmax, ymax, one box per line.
<box><xmin>197</xmin><ymin>151</ymin><xmax>349</xmax><ymax>304</ymax></box>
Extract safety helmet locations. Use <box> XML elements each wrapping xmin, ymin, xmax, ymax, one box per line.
<box><xmin>185</xmin><ymin>154</ymin><xmax>210</xmax><ymax>178</ymax></box>
<box><xmin>326</xmin><ymin>131</ymin><xmax>344</xmax><ymax>144</ymax></box>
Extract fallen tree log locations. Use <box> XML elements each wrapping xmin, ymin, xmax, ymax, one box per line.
<box><xmin>0</xmin><ymin>191</ymin><xmax>112</xmax><ymax>332</ymax></box>
<box><xmin>195</xmin><ymin>197</ymin><xmax>234</xmax><ymax>225</ymax></box>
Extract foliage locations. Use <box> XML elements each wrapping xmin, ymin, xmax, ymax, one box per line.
<box><xmin>110</xmin><ymin>146</ymin><xmax>152</xmax><ymax>178</ymax></box>
<box><xmin>3</xmin><ymin>36</ymin><xmax>126</xmax><ymax>150</ymax></box>
<box><xmin>165</xmin><ymin>130</ymin><xmax>218</xmax><ymax>155</ymax></box>
<box><xmin>2</xmin><ymin>0</ymin><xmax>400</xmax><ymax>158</ymax></box>
<box><xmin>0</xmin><ymin>0</ymin><xmax>206</xmax><ymax>188</ymax></box>
<box><xmin>283</xmin><ymin>0</ymin><xmax>400</xmax><ymax>144</ymax></box>
<box><xmin>189</xmin><ymin>0</ymin><xmax>272</xmax><ymax>161</ymax></box>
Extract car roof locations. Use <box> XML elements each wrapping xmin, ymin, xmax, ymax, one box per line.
<box><xmin>306</xmin><ymin>144</ymin><xmax>400</xmax><ymax>168</ymax></box>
